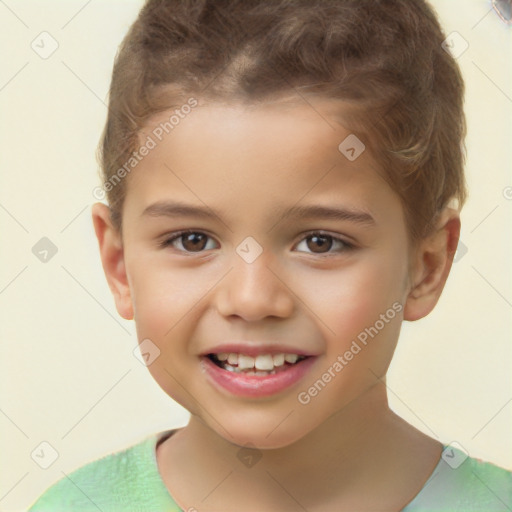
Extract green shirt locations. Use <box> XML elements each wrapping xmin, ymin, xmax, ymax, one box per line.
<box><xmin>28</xmin><ymin>430</ymin><xmax>512</xmax><ymax>511</ymax></box>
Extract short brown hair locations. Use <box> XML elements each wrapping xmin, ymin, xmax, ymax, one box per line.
<box><xmin>98</xmin><ymin>0</ymin><xmax>467</xmax><ymax>242</ymax></box>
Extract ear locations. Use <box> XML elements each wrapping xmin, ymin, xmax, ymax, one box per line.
<box><xmin>403</xmin><ymin>207</ymin><xmax>461</xmax><ymax>321</ymax></box>
<box><xmin>91</xmin><ymin>203</ymin><xmax>134</xmax><ymax>320</ymax></box>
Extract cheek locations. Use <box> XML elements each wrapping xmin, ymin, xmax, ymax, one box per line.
<box><xmin>303</xmin><ymin>252</ymin><xmax>406</xmax><ymax>336</ymax></box>
<box><xmin>296</xmin><ymin>249</ymin><xmax>408</xmax><ymax>396</ymax></box>
<box><xmin>128</xmin><ymin>264</ymin><xmax>206</xmax><ymax>412</ymax></box>
<box><xmin>128</xmin><ymin>256</ymin><xmax>200</xmax><ymax>340</ymax></box>
<box><xmin>294</xmin><ymin>260</ymin><xmax>405</xmax><ymax>414</ymax></box>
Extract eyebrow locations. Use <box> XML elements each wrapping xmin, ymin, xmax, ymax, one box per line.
<box><xmin>141</xmin><ymin>200</ymin><xmax>375</xmax><ymax>226</ymax></box>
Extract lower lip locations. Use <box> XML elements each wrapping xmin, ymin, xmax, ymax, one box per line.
<box><xmin>201</xmin><ymin>356</ymin><xmax>317</xmax><ymax>398</ymax></box>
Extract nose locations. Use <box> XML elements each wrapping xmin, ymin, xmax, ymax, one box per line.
<box><xmin>215</xmin><ymin>251</ymin><xmax>295</xmax><ymax>322</ymax></box>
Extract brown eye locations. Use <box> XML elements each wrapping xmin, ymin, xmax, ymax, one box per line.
<box><xmin>306</xmin><ymin>234</ymin><xmax>333</xmax><ymax>253</ymax></box>
<box><xmin>295</xmin><ymin>232</ymin><xmax>353</xmax><ymax>256</ymax></box>
<box><xmin>181</xmin><ymin>232</ymin><xmax>208</xmax><ymax>252</ymax></box>
<box><xmin>161</xmin><ymin>231</ymin><xmax>217</xmax><ymax>253</ymax></box>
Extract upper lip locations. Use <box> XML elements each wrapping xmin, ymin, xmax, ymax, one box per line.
<box><xmin>200</xmin><ymin>342</ymin><xmax>318</xmax><ymax>358</ymax></box>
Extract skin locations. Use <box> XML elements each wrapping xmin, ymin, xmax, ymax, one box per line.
<box><xmin>92</xmin><ymin>97</ymin><xmax>461</xmax><ymax>511</ymax></box>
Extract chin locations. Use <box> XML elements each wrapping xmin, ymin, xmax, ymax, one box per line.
<box><xmin>208</xmin><ymin>413</ymin><xmax>316</xmax><ymax>451</ymax></box>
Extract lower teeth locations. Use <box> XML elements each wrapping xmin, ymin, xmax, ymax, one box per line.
<box><xmin>221</xmin><ymin>363</ymin><xmax>277</xmax><ymax>375</ymax></box>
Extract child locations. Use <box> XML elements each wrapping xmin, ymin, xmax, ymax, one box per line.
<box><xmin>29</xmin><ymin>0</ymin><xmax>512</xmax><ymax>510</ymax></box>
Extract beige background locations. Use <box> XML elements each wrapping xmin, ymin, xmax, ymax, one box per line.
<box><xmin>0</xmin><ymin>1</ymin><xmax>510</xmax><ymax>510</ymax></box>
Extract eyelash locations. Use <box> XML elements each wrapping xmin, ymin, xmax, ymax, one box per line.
<box><xmin>158</xmin><ymin>230</ymin><xmax>355</xmax><ymax>257</ymax></box>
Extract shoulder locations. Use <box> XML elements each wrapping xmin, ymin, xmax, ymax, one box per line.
<box><xmin>403</xmin><ymin>446</ymin><xmax>512</xmax><ymax>511</ymax></box>
<box><xmin>27</xmin><ymin>430</ymin><xmax>180</xmax><ymax>512</ymax></box>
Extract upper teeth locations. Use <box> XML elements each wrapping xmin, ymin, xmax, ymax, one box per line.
<box><xmin>215</xmin><ymin>352</ymin><xmax>300</xmax><ymax>370</ymax></box>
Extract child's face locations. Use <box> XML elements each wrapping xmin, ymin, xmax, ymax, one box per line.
<box><xmin>116</xmin><ymin>99</ymin><xmax>415</xmax><ymax>448</ymax></box>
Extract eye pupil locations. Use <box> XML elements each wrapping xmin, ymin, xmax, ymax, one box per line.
<box><xmin>307</xmin><ymin>234</ymin><xmax>332</xmax><ymax>253</ymax></box>
<box><xmin>182</xmin><ymin>233</ymin><xmax>207</xmax><ymax>251</ymax></box>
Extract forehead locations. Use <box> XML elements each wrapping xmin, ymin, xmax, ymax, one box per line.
<box><xmin>123</xmin><ymin>99</ymin><xmax>402</xmax><ymax>228</ymax></box>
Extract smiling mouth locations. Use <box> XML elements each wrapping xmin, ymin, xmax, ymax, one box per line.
<box><xmin>207</xmin><ymin>352</ymin><xmax>309</xmax><ymax>376</ymax></box>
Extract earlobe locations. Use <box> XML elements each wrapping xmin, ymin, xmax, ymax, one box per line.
<box><xmin>91</xmin><ymin>203</ymin><xmax>134</xmax><ymax>320</ymax></box>
<box><xmin>403</xmin><ymin>211</ymin><xmax>461</xmax><ymax>322</ymax></box>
